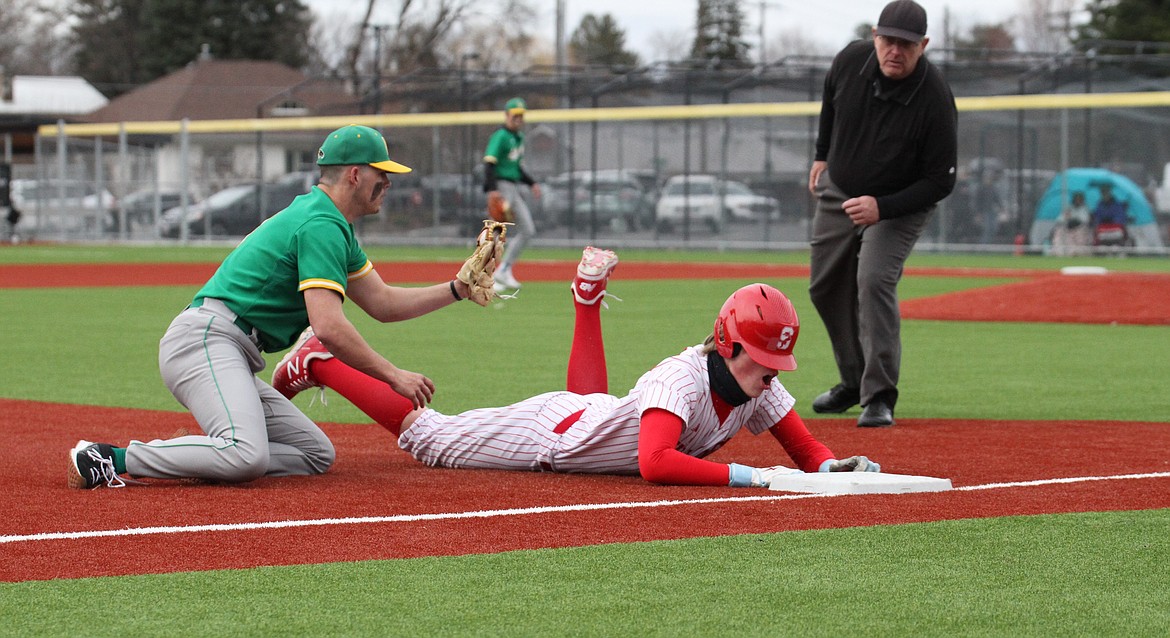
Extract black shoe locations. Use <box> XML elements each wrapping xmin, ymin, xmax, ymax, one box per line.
<box><xmin>812</xmin><ymin>384</ymin><xmax>860</xmax><ymax>414</ymax></box>
<box><xmin>68</xmin><ymin>440</ymin><xmax>125</xmax><ymax>489</ymax></box>
<box><xmin>857</xmin><ymin>400</ymin><xmax>895</xmax><ymax>428</ymax></box>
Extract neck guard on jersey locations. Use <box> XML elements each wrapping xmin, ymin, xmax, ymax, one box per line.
<box><xmin>707</xmin><ymin>350</ymin><xmax>750</xmax><ymax>407</ymax></box>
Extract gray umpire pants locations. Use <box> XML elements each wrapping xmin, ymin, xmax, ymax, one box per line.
<box><xmin>808</xmin><ymin>175</ymin><xmax>932</xmax><ymax>408</ymax></box>
<box><xmin>127</xmin><ymin>299</ymin><xmax>334</xmax><ymax>482</ymax></box>
<box><xmin>498</xmin><ymin>180</ymin><xmax>535</xmax><ymax>272</ymax></box>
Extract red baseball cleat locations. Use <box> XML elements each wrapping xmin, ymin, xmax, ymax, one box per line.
<box><xmin>572</xmin><ymin>246</ymin><xmax>619</xmax><ymax>306</ymax></box>
<box><xmin>271</xmin><ymin>328</ymin><xmax>333</xmax><ymax>399</ymax></box>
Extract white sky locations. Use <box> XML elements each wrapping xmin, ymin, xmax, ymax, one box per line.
<box><xmin>563</xmin><ymin>0</ymin><xmax>1027</xmax><ymax>56</ymax></box>
<box><xmin>308</xmin><ymin>1</ymin><xmax>1035</xmax><ymax>60</ymax></box>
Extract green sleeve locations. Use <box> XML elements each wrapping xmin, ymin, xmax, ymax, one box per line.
<box><xmin>483</xmin><ymin>128</ymin><xmax>505</xmax><ymax>163</ymax></box>
<box><xmin>294</xmin><ymin>217</ymin><xmax>352</xmax><ymax>297</ymax></box>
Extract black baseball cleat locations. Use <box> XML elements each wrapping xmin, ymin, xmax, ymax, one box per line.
<box><xmin>811</xmin><ymin>384</ymin><xmax>861</xmax><ymax>414</ymax></box>
<box><xmin>857</xmin><ymin>400</ymin><xmax>895</xmax><ymax>428</ymax></box>
<box><xmin>68</xmin><ymin>440</ymin><xmax>126</xmax><ymax>489</ymax></box>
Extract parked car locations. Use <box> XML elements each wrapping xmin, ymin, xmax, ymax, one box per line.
<box><xmin>379</xmin><ymin>172</ymin><xmax>425</xmax><ymax>215</ymax></box>
<box><xmin>654</xmin><ymin>175</ymin><xmax>722</xmax><ymax>233</ymax></box>
<box><xmin>544</xmin><ymin>170</ymin><xmax>655</xmax><ymax>231</ymax></box>
<box><xmin>105</xmin><ymin>189</ymin><xmax>193</xmax><ymax>234</ymax></box>
<box><xmin>157</xmin><ymin>173</ymin><xmax>311</xmax><ymax>238</ymax></box>
<box><xmin>721</xmin><ymin>180</ymin><xmax>781</xmax><ymax>222</ymax></box>
<box><xmin>9</xmin><ymin>179</ymin><xmax>115</xmax><ymax>234</ymax></box>
<box><xmin>420</xmin><ymin>173</ymin><xmax>470</xmax><ymax>212</ymax></box>
<box><xmin>274</xmin><ymin>169</ymin><xmax>317</xmax><ymax>193</ymax></box>
<box><xmin>654</xmin><ymin>175</ymin><xmax>780</xmax><ymax>233</ymax></box>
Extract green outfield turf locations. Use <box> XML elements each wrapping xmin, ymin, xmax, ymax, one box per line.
<box><xmin>2</xmin><ymin>245</ymin><xmax>1167</xmax><ymax>636</ymax></box>
<box><xmin>2</xmin><ymin>275</ymin><xmax>1163</xmax><ymax>421</ymax></box>
<box><xmin>4</xmin><ymin>510</ymin><xmax>1168</xmax><ymax>637</ymax></box>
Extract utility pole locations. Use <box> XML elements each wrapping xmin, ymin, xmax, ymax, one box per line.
<box><xmin>756</xmin><ymin>1</ymin><xmax>780</xmax><ymax>65</ymax></box>
<box><xmin>1046</xmin><ymin>9</ymin><xmax>1075</xmax><ymax>52</ymax></box>
<box><xmin>556</xmin><ymin>0</ymin><xmax>566</xmax><ymax>75</ymax></box>
<box><xmin>556</xmin><ymin>0</ymin><xmax>569</xmax><ymax>175</ymax></box>
<box><xmin>370</xmin><ymin>24</ymin><xmax>389</xmax><ymax>115</ymax></box>
<box><xmin>460</xmin><ymin>52</ymin><xmax>481</xmax><ymax>227</ymax></box>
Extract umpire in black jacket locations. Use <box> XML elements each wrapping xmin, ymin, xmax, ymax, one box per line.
<box><xmin>806</xmin><ymin>0</ymin><xmax>957</xmax><ymax>428</ymax></box>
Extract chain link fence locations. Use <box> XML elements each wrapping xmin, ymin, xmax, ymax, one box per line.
<box><xmin>20</xmin><ymin>51</ymin><xmax>1170</xmax><ymax>254</ymax></box>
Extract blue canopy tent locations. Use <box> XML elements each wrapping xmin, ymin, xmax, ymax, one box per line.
<box><xmin>1029</xmin><ymin>168</ymin><xmax>1164</xmax><ymax>248</ymax></box>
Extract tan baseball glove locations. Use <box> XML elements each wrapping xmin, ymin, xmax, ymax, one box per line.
<box><xmin>457</xmin><ymin>220</ymin><xmax>510</xmax><ymax>306</ymax></box>
<box><xmin>486</xmin><ymin>191</ymin><xmax>513</xmax><ymax>223</ymax></box>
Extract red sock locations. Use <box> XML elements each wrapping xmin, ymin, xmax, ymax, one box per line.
<box><xmin>566</xmin><ymin>297</ymin><xmax>608</xmax><ymax>394</ymax></box>
<box><xmin>312</xmin><ymin>358</ymin><xmax>414</xmax><ymax>436</ymax></box>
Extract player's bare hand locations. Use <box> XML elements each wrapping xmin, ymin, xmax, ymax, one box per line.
<box><xmin>387</xmin><ymin>368</ymin><xmax>435</xmax><ymax>408</ymax></box>
<box><xmin>808</xmin><ymin>161</ymin><xmax>827</xmax><ymax>195</ymax></box>
<box><xmin>842</xmin><ymin>195</ymin><xmax>880</xmax><ymax>226</ymax></box>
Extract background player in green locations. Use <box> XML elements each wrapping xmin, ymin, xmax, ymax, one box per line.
<box><xmin>68</xmin><ymin>125</ymin><xmax>485</xmax><ymax>489</ymax></box>
<box><xmin>483</xmin><ymin>97</ymin><xmax>541</xmax><ymax>292</ymax></box>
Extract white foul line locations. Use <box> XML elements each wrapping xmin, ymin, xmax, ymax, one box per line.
<box><xmin>4</xmin><ymin>472</ymin><xmax>1169</xmax><ymax>545</ymax></box>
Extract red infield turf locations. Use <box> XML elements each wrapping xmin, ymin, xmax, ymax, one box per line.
<box><xmin>2</xmin><ymin>261</ymin><xmax>1168</xmax><ymax>582</ymax></box>
<box><xmin>3</xmin><ymin>399</ymin><xmax>1169</xmax><ymax>582</ymax></box>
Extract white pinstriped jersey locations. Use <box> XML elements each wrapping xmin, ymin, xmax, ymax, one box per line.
<box><xmin>398</xmin><ymin>346</ymin><xmax>797</xmax><ymax>474</ymax></box>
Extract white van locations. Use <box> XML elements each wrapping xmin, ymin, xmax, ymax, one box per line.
<box><xmin>10</xmin><ymin>179</ymin><xmax>115</xmax><ymax>235</ymax></box>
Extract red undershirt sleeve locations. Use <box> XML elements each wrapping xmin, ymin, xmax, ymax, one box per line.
<box><xmin>637</xmin><ymin>408</ymin><xmax>733</xmax><ymax>486</ymax></box>
<box><xmin>768</xmin><ymin>409</ymin><xmax>835</xmax><ymax>473</ymax></box>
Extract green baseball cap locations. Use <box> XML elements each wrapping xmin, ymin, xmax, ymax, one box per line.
<box><xmin>504</xmin><ymin>97</ymin><xmax>527</xmax><ymax>114</ymax></box>
<box><xmin>317</xmin><ymin>125</ymin><xmax>412</xmax><ymax>173</ymax></box>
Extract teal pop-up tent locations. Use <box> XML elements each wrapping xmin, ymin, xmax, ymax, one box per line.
<box><xmin>1029</xmin><ymin>168</ymin><xmax>1164</xmax><ymax>248</ymax></box>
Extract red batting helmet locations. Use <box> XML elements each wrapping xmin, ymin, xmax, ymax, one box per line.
<box><xmin>713</xmin><ymin>283</ymin><xmax>799</xmax><ymax>371</ymax></box>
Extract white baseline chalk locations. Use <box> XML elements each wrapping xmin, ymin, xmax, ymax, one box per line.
<box><xmin>3</xmin><ymin>471</ymin><xmax>1168</xmax><ymax>545</ymax></box>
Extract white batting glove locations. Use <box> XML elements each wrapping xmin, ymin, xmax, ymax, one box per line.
<box><xmin>819</xmin><ymin>456</ymin><xmax>881</xmax><ymax>473</ymax></box>
<box><xmin>729</xmin><ymin>463</ymin><xmax>802</xmax><ymax>487</ymax></box>
<box><xmin>756</xmin><ymin>464</ymin><xmax>802</xmax><ymax>486</ymax></box>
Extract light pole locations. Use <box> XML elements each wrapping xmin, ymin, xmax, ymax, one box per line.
<box><xmin>370</xmin><ymin>24</ymin><xmax>390</xmax><ymax>114</ymax></box>
<box><xmin>459</xmin><ymin>52</ymin><xmax>480</xmax><ymax>111</ymax></box>
<box><xmin>756</xmin><ymin>2</ymin><xmax>780</xmax><ymax>65</ymax></box>
<box><xmin>1083</xmin><ymin>47</ymin><xmax>1096</xmax><ymax>167</ymax></box>
<box><xmin>460</xmin><ymin>52</ymin><xmax>481</xmax><ymax>228</ymax></box>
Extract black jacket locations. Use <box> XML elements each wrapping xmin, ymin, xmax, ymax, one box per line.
<box><xmin>815</xmin><ymin>40</ymin><xmax>958</xmax><ymax>218</ymax></box>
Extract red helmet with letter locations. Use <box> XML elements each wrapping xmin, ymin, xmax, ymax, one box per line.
<box><xmin>713</xmin><ymin>283</ymin><xmax>799</xmax><ymax>371</ymax></box>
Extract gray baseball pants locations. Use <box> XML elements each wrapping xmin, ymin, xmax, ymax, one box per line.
<box><xmin>808</xmin><ymin>175</ymin><xmax>932</xmax><ymax>408</ymax></box>
<box><xmin>127</xmin><ymin>299</ymin><xmax>334</xmax><ymax>482</ymax></box>
<box><xmin>497</xmin><ymin>180</ymin><xmax>535</xmax><ymax>272</ymax></box>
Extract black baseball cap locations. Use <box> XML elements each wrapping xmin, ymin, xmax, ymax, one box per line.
<box><xmin>875</xmin><ymin>0</ymin><xmax>927</xmax><ymax>43</ymax></box>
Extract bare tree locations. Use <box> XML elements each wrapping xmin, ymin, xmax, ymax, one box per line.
<box><xmin>1018</xmin><ymin>0</ymin><xmax>1084</xmax><ymax>53</ymax></box>
<box><xmin>332</xmin><ymin>0</ymin><xmax>499</xmax><ymax>91</ymax></box>
<box><xmin>768</xmin><ymin>27</ymin><xmax>836</xmax><ymax>60</ymax></box>
<box><xmin>341</xmin><ymin>0</ymin><xmax>381</xmax><ymax>91</ymax></box>
<box><xmin>306</xmin><ymin>15</ymin><xmax>354</xmax><ymax>77</ymax></box>
<box><xmin>307</xmin><ymin>0</ymin><xmax>545</xmax><ymax>102</ymax></box>
<box><xmin>0</xmin><ymin>0</ymin><xmax>76</xmax><ymax>76</ymax></box>
<box><xmin>0</xmin><ymin>0</ymin><xmax>24</xmax><ymax>74</ymax></box>
<box><xmin>388</xmin><ymin>0</ymin><xmax>478</xmax><ymax>72</ymax></box>
<box><xmin>648</xmin><ymin>28</ymin><xmax>692</xmax><ymax>62</ymax></box>
<box><xmin>452</xmin><ymin>0</ymin><xmax>543</xmax><ymax>72</ymax></box>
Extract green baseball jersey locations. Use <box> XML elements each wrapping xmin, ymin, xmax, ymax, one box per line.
<box><xmin>483</xmin><ymin>127</ymin><xmax>526</xmax><ymax>182</ymax></box>
<box><xmin>193</xmin><ymin>187</ymin><xmax>371</xmax><ymax>352</ymax></box>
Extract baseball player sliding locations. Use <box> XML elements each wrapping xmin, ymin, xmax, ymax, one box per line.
<box><xmin>67</xmin><ymin>125</ymin><xmax>504</xmax><ymax>489</ymax></box>
<box><xmin>273</xmin><ymin>247</ymin><xmax>881</xmax><ymax>487</ymax></box>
